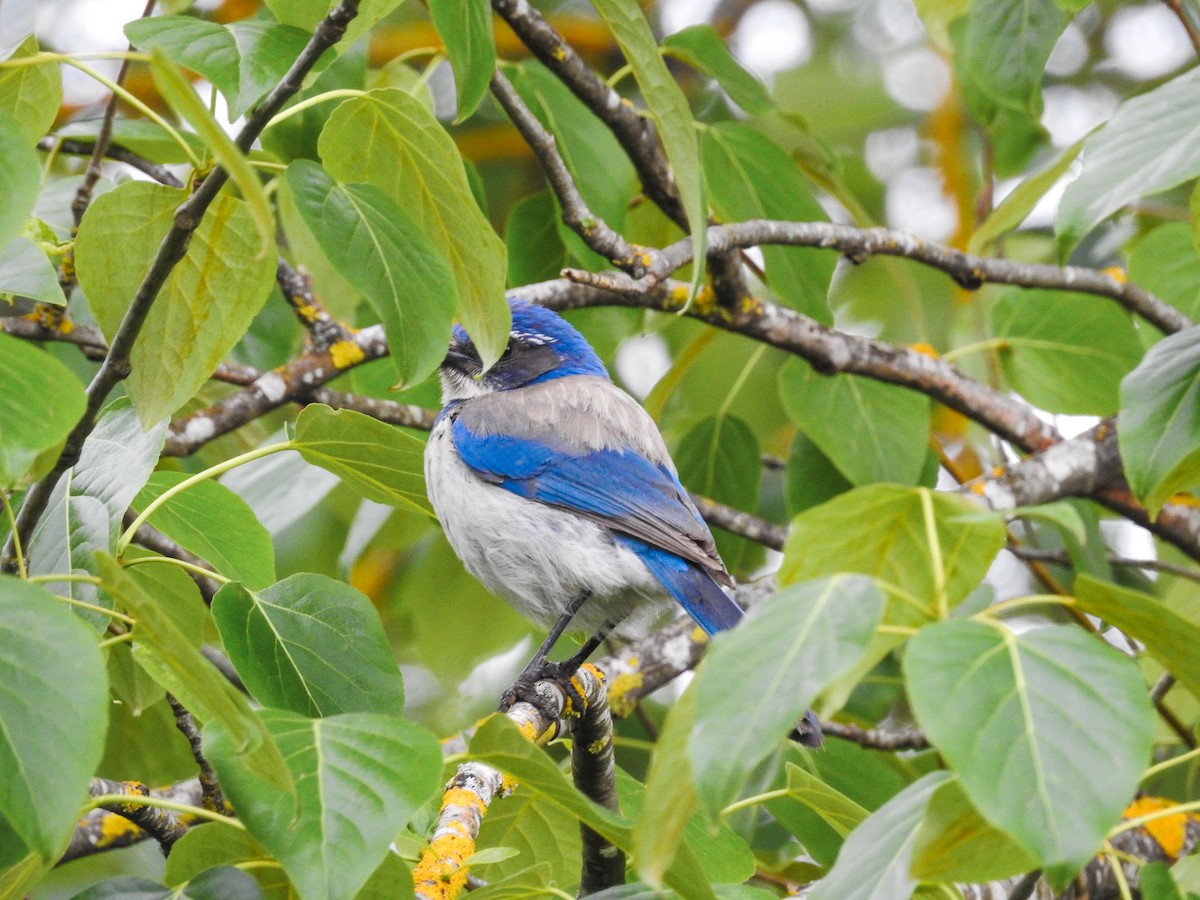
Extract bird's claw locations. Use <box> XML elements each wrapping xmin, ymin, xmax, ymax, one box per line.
<box><xmin>499</xmin><ymin>658</ymin><xmax>584</xmax><ymax>722</ymax></box>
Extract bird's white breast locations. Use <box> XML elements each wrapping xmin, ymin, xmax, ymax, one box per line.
<box><xmin>424</xmin><ymin>413</ymin><xmax>672</xmax><ymax>635</ymax></box>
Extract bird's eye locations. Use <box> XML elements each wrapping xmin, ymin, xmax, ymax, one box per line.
<box><xmin>500</xmin><ymin>342</ymin><xmax>514</xmax><ymax>360</ymax></box>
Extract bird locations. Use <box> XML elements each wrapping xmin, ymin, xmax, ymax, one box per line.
<box><xmin>424</xmin><ymin>298</ymin><xmax>822</xmax><ymax>746</ymax></box>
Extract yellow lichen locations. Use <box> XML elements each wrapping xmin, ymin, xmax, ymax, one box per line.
<box><xmin>909</xmin><ymin>342</ymin><xmax>938</xmax><ymax>358</ymax></box>
<box><xmin>295</xmin><ymin>302</ymin><xmax>321</xmax><ymax>324</ymax></box>
<box><xmin>329</xmin><ymin>339</ymin><xmax>365</xmax><ymax>368</ymax></box>
<box><xmin>1122</xmin><ymin>796</ymin><xmax>1199</xmax><ymax>861</ymax></box>
<box><xmin>1101</xmin><ymin>265</ymin><xmax>1127</xmax><ymax>284</ymax></box>
<box><xmin>412</xmin><ymin>830</ymin><xmax>474</xmax><ymax>900</ymax></box>
<box><xmin>442</xmin><ymin>787</ymin><xmax>486</xmax><ymax>816</ymax></box>
<box><xmin>94</xmin><ymin>810</ymin><xmax>143</xmax><ymax>847</ymax></box>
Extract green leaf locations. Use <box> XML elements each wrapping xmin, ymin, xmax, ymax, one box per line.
<box><xmin>784</xmin><ymin>431</ymin><xmax>853</xmax><ymax>516</ymax></box>
<box><xmin>125</xmin><ymin>16</ymin><xmax>313</xmax><ymax>120</ymax></box>
<box><xmin>690</xmin><ymin>576</ymin><xmax>886</xmax><ymax>817</ymax></box>
<box><xmin>283</xmin><ymin>160</ymin><xmax>457</xmax><ymax>387</ymax></box>
<box><xmin>0</xmin><ymin>235</ymin><xmax>66</xmax><ymax>305</ymax></box>
<box><xmin>148</xmin><ymin>49</ymin><xmax>273</xmax><ymax>255</ymax></box>
<box><xmin>905</xmin><ymin>619</ymin><xmax>1154</xmax><ymax>884</ymax></box>
<box><xmin>1058</xmin><ymin>67</ymin><xmax>1200</xmax><ymax>249</ymax></box>
<box><xmin>263</xmin><ymin>0</ymin><xmax>405</xmax><ymax>56</ymax></box>
<box><xmin>809</xmin><ymin>772</ymin><xmax>954</xmax><ymax>900</ymax></box>
<box><xmin>0</xmin><ymin>111</ymin><xmax>40</xmax><ymax>251</ymax></box>
<box><xmin>674</xmin><ymin>414</ymin><xmax>760</xmax><ymax>562</ymax></box>
<box><xmin>778</xmin><ymin>359</ymin><xmax>930</xmax><ymax>486</ymax></box>
<box><xmin>70</xmin><ymin>868</ymin><xmax>264</xmax><ymax>899</ymax></box>
<box><xmin>0</xmin><ymin>332</ymin><xmax>84</xmax><ymax>486</ymax></box>
<box><xmin>953</xmin><ymin>0</ymin><xmax>1063</xmax><ymax>174</ymax></box>
<box><xmin>211</xmin><ymin>574</ymin><xmax>405</xmax><ymax>717</ymax></box>
<box><xmin>910</xmin><ymin>776</ymin><xmax>1038</xmax><ymax>883</ymax></box>
<box><xmin>134</xmin><ymin>472</ymin><xmax>275</xmax><ymax>589</ymax></box>
<box><xmin>1118</xmin><ymin>325</ymin><xmax>1200</xmax><ymax>513</ymax></box>
<box><xmin>1143</xmin><ymin>862</ymin><xmax>1185</xmax><ymax>900</ymax></box>
<box><xmin>205</xmin><ymin>709</ymin><xmax>441</xmax><ymax>900</ymax></box>
<box><xmin>589</xmin><ymin>0</ymin><xmax>707</xmax><ymax>302</ymax></box>
<box><xmin>635</xmin><ymin>681</ymin><xmax>701</xmax><ymax>888</ymax></box>
<box><xmin>217</xmin><ymin>443</ymin><xmax>339</xmax><ymax>535</ymax></box>
<box><xmin>474</xmin><ymin>789</ymin><xmax>580</xmax><ymax>887</ymax></box>
<box><xmin>0</xmin><ymin>36</ymin><xmax>61</xmax><ymax>143</ymax></box>
<box><xmin>1128</xmin><ymin>224</ymin><xmax>1200</xmax><ymax>321</ymax></box>
<box><xmin>991</xmin><ymin>289</ymin><xmax>1143</xmax><ymax>416</ymax></box>
<box><xmin>504</xmin><ymin>190</ymin><xmax>570</xmax><ymax>286</ymax></box>
<box><xmin>0</xmin><ymin>577</ymin><xmax>107</xmax><ymax>860</ymax></box>
<box><xmin>292</xmin><ymin>403</ymin><xmax>431</xmax><ymax>514</ymax></box>
<box><xmin>622</xmin><ymin>767</ymin><xmax>754</xmax><ymax>886</ymax></box>
<box><xmin>702</xmin><ymin>123</ymin><xmax>833</xmax><ymax>321</ymax></box>
<box><xmin>1074</xmin><ymin>574</ymin><xmax>1200</xmax><ymax>701</ymax></box>
<box><xmin>165</xmin><ymin>821</ymin><xmax>293</xmax><ymax>899</ymax></box>
<box><xmin>469</xmin><ymin>715</ymin><xmax>716</xmax><ymax>899</ymax></box>
<box><xmin>95</xmin><ymin>554</ymin><xmax>295</xmax><ymax>796</ymax></box>
<box><xmin>319</xmin><ymin>88</ymin><xmax>510</xmax><ymax>370</ymax></box>
<box><xmin>27</xmin><ymin>399</ymin><xmax>166</xmax><ymax>628</ymax></box>
<box><xmin>74</xmin><ymin>181</ymin><xmax>275</xmax><ymax>426</ymax></box>
<box><xmin>780</xmin><ymin>484</ymin><xmax>1006</xmax><ymax>624</ymax></box>
<box><xmin>506</xmin><ymin>61</ymin><xmax>637</xmax><ymax>265</ymax></box>
<box><xmin>781</xmin><ymin>763</ymin><xmax>868</xmax><ymax>839</ymax></box>
<box><xmin>429</xmin><ymin>0</ymin><xmax>495</xmax><ymax>120</ymax></box>
<box><xmin>969</xmin><ymin>133</ymin><xmax>1085</xmax><ymax>253</ymax></box>
<box><xmin>663</xmin><ymin>26</ymin><xmax>772</xmax><ymax>115</ymax></box>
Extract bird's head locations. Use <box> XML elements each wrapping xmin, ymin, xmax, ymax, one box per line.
<box><xmin>439</xmin><ymin>299</ymin><xmax>609</xmax><ymax>401</ymax></box>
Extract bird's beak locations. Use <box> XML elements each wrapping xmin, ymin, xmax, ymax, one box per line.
<box><xmin>441</xmin><ymin>345</ymin><xmax>479</xmax><ymax>376</ymax></box>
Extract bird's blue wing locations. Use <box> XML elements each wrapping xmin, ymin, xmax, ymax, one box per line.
<box><xmin>450</xmin><ymin>414</ymin><xmax>743</xmax><ymax>634</ymax></box>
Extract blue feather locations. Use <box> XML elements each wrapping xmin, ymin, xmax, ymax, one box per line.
<box><xmin>614</xmin><ymin>537</ymin><xmax>744</xmax><ymax>634</ymax></box>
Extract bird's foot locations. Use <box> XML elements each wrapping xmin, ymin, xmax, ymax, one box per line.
<box><xmin>499</xmin><ymin>657</ymin><xmax>586</xmax><ymax>721</ymax></box>
<box><xmin>789</xmin><ymin>708</ymin><xmax>824</xmax><ymax>748</ymax></box>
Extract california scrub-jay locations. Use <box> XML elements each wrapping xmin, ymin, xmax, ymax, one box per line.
<box><xmin>424</xmin><ymin>299</ymin><xmax>822</xmax><ymax>746</ymax></box>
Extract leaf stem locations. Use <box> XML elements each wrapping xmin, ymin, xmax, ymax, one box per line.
<box><xmin>85</xmin><ymin>793</ymin><xmax>246</xmax><ymax>828</ymax></box>
<box><xmin>940</xmin><ymin>337</ymin><xmax>1010</xmax><ymax>364</ymax></box>
<box><xmin>0</xmin><ymin>492</ymin><xmax>25</xmax><ymax>578</ymax></box>
<box><xmin>979</xmin><ymin>594</ymin><xmax>1075</xmax><ymax>618</ymax></box>
<box><xmin>721</xmin><ymin>788</ymin><xmax>792</xmax><ymax>817</ymax></box>
<box><xmin>45</xmin><ymin>593</ymin><xmax>135</xmax><ymax>624</ymax></box>
<box><xmin>97</xmin><ymin>632</ymin><xmax>135</xmax><ymax>649</ymax></box>
<box><xmin>1142</xmin><ymin>745</ymin><xmax>1200</xmax><ymax>780</ymax></box>
<box><xmin>121</xmin><ymin>555</ymin><xmax>232</xmax><ymax>585</ymax></box>
<box><xmin>263</xmin><ymin>88</ymin><xmax>366</xmax><ymax>130</ymax></box>
<box><xmin>717</xmin><ymin>343</ymin><xmax>766</xmax><ymax>420</ymax></box>
<box><xmin>27</xmin><ymin>572</ymin><xmax>104</xmax><ymax>587</ymax></box>
<box><xmin>1107</xmin><ymin>798</ymin><xmax>1200</xmax><ymax>838</ymax></box>
<box><xmin>116</xmin><ymin>441</ymin><xmax>293</xmax><ymax>557</ymax></box>
<box><xmin>47</xmin><ymin>54</ymin><xmax>203</xmax><ymax>168</ymax></box>
<box><xmin>920</xmin><ymin>488</ymin><xmax>947</xmax><ymax>619</ymax></box>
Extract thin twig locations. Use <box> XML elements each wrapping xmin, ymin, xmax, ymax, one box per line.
<box><xmin>166</xmin><ymin>694</ymin><xmax>231</xmax><ymax>816</ymax></box>
<box><xmin>69</xmin><ymin>0</ymin><xmax>157</xmax><ymax>229</ymax></box>
<box><xmin>1164</xmin><ymin>0</ymin><xmax>1200</xmax><ymax>57</ymax></box>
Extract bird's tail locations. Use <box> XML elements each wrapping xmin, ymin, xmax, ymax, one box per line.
<box><xmin>622</xmin><ymin>536</ymin><xmax>825</xmax><ymax>747</ymax></box>
<box><xmin>623</xmin><ymin>538</ymin><xmax>744</xmax><ymax>634</ymax></box>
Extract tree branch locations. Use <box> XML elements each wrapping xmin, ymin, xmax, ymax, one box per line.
<box><xmin>571</xmin><ymin>673</ymin><xmax>625</xmax><ymax>895</ymax></box>
<box><xmin>564</xmin><ymin>219</ymin><xmax>1189</xmax><ymax>335</ymax></box>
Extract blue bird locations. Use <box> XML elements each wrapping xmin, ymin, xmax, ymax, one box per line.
<box><xmin>424</xmin><ymin>299</ymin><xmax>822</xmax><ymax>746</ymax></box>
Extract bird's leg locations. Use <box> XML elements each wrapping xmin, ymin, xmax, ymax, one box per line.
<box><xmin>501</xmin><ymin>592</ymin><xmax>614</xmax><ymax>714</ymax></box>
